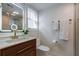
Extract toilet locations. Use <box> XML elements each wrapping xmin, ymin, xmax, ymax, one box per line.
<box><xmin>37</xmin><ymin>39</ymin><xmax>50</xmax><ymax>51</ymax></box>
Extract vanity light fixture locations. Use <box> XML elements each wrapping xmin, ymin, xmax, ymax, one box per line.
<box><xmin>11</xmin><ymin>11</ymin><xmax>19</xmax><ymax>16</ymax></box>
<box><xmin>6</xmin><ymin>12</ymin><xmax>10</xmax><ymax>15</ymax></box>
<box><xmin>11</xmin><ymin>13</ymin><xmax>16</xmax><ymax>16</ymax></box>
<box><xmin>13</xmin><ymin>11</ymin><xmax>19</xmax><ymax>14</ymax></box>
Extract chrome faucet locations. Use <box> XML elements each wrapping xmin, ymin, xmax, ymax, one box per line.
<box><xmin>12</xmin><ymin>30</ymin><xmax>18</xmax><ymax>39</ymax></box>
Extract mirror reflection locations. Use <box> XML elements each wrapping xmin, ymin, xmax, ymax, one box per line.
<box><xmin>2</xmin><ymin>3</ymin><xmax>23</xmax><ymax>30</ymax></box>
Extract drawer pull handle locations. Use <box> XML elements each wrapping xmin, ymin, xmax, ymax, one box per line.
<box><xmin>16</xmin><ymin>45</ymin><xmax>33</xmax><ymax>55</ymax></box>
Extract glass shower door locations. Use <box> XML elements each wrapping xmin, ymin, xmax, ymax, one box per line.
<box><xmin>75</xmin><ymin>3</ymin><xmax>79</xmax><ymax>56</ymax></box>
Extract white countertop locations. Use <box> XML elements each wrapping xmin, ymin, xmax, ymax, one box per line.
<box><xmin>0</xmin><ymin>36</ymin><xmax>36</xmax><ymax>49</ymax></box>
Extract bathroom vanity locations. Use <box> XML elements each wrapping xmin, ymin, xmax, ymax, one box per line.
<box><xmin>0</xmin><ymin>37</ymin><xmax>36</xmax><ymax>56</ymax></box>
<box><xmin>0</xmin><ymin>3</ymin><xmax>37</xmax><ymax>56</ymax></box>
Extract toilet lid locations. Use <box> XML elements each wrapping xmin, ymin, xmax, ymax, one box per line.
<box><xmin>38</xmin><ymin>45</ymin><xmax>50</xmax><ymax>51</ymax></box>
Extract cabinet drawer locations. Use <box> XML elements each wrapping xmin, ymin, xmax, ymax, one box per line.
<box><xmin>1</xmin><ymin>39</ymin><xmax>36</xmax><ymax>56</ymax></box>
<box><xmin>16</xmin><ymin>47</ymin><xmax>36</xmax><ymax>56</ymax></box>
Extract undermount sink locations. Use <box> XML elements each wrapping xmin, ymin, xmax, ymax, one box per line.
<box><xmin>0</xmin><ymin>41</ymin><xmax>8</xmax><ymax>45</ymax></box>
<box><xmin>5</xmin><ymin>39</ymin><xmax>20</xmax><ymax>43</ymax></box>
<box><xmin>0</xmin><ymin>37</ymin><xmax>21</xmax><ymax>44</ymax></box>
<box><xmin>5</xmin><ymin>38</ymin><xmax>25</xmax><ymax>43</ymax></box>
<box><xmin>0</xmin><ymin>35</ymin><xmax>30</xmax><ymax>44</ymax></box>
<box><xmin>5</xmin><ymin>36</ymin><xmax>28</xmax><ymax>43</ymax></box>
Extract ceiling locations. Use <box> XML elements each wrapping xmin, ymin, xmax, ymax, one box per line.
<box><xmin>27</xmin><ymin>3</ymin><xmax>55</xmax><ymax>11</ymax></box>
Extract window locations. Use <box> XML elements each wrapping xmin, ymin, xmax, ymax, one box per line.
<box><xmin>27</xmin><ymin>8</ymin><xmax>38</xmax><ymax>29</ymax></box>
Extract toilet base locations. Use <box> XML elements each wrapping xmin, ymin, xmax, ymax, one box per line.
<box><xmin>37</xmin><ymin>45</ymin><xmax>50</xmax><ymax>51</ymax></box>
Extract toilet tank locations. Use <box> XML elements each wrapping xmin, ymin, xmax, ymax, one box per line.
<box><xmin>36</xmin><ymin>39</ymin><xmax>40</xmax><ymax>47</ymax></box>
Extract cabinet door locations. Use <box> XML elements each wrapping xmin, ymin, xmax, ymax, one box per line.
<box><xmin>1</xmin><ymin>39</ymin><xmax>36</xmax><ymax>56</ymax></box>
<box><xmin>0</xmin><ymin>50</ymin><xmax>2</xmax><ymax>55</ymax></box>
<box><xmin>16</xmin><ymin>40</ymin><xmax>36</xmax><ymax>56</ymax></box>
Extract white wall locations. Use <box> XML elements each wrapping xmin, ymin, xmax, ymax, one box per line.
<box><xmin>39</xmin><ymin>3</ymin><xmax>75</xmax><ymax>55</ymax></box>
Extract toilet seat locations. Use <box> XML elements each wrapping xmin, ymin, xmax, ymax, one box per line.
<box><xmin>37</xmin><ymin>39</ymin><xmax>50</xmax><ymax>51</ymax></box>
<box><xmin>38</xmin><ymin>45</ymin><xmax>50</xmax><ymax>51</ymax></box>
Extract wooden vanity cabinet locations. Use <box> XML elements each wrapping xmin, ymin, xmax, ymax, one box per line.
<box><xmin>0</xmin><ymin>39</ymin><xmax>36</xmax><ymax>56</ymax></box>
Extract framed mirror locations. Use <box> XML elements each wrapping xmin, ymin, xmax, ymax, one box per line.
<box><xmin>1</xmin><ymin>3</ymin><xmax>24</xmax><ymax>32</ymax></box>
